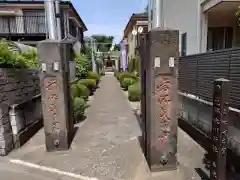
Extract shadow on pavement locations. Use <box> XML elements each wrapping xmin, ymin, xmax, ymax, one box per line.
<box><xmin>69</xmin><ymin>126</ymin><xmax>79</xmax><ymax>148</ymax></box>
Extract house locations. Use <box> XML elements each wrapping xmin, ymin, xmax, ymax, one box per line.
<box><xmin>0</xmin><ymin>0</ymin><xmax>87</xmax><ymax>46</ymax></box>
<box><xmin>123</xmin><ymin>12</ymin><xmax>148</xmax><ymax>61</ymax></box>
<box><xmin>149</xmin><ymin>0</ymin><xmax>240</xmax><ymax>56</ymax></box>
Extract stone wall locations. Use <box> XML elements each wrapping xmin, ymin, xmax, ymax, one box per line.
<box><xmin>0</xmin><ymin>68</ymin><xmax>40</xmax><ymax>155</ymax></box>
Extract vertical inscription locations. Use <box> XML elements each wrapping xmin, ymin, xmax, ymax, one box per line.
<box><xmin>155</xmin><ymin>75</ymin><xmax>174</xmax><ymax>165</ymax></box>
<box><xmin>210</xmin><ymin>79</ymin><xmax>229</xmax><ymax>180</ymax></box>
<box><xmin>156</xmin><ymin>76</ymin><xmax>171</xmax><ymax>136</ymax></box>
<box><xmin>44</xmin><ymin>77</ymin><xmax>60</xmax><ymax>134</ymax></box>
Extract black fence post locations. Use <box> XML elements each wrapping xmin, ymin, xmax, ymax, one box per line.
<box><xmin>210</xmin><ymin>78</ymin><xmax>230</xmax><ymax>180</ymax></box>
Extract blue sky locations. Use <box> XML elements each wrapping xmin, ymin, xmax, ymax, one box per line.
<box><xmin>70</xmin><ymin>0</ymin><xmax>148</xmax><ymax>43</ymax></box>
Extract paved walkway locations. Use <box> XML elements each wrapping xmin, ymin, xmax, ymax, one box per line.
<box><xmin>4</xmin><ymin>74</ymin><xmax>151</xmax><ymax>180</ymax></box>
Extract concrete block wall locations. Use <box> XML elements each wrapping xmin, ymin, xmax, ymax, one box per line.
<box><xmin>179</xmin><ymin>95</ymin><xmax>240</xmax><ymax>155</ymax></box>
<box><xmin>0</xmin><ymin>68</ymin><xmax>40</xmax><ymax>155</ymax></box>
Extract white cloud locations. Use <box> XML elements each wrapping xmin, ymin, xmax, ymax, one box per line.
<box><xmin>84</xmin><ymin>24</ymin><xmax>124</xmax><ymax>43</ymax></box>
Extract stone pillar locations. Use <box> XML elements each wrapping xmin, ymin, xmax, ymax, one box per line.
<box><xmin>145</xmin><ymin>28</ymin><xmax>179</xmax><ymax>171</ymax></box>
<box><xmin>37</xmin><ymin>40</ymin><xmax>73</xmax><ymax>151</ymax></box>
<box><xmin>139</xmin><ymin>33</ymin><xmax>148</xmax><ymax>158</ymax></box>
<box><xmin>210</xmin><ymin>78</ymin><xmax>230</xmax><ymax>180</ymax></box>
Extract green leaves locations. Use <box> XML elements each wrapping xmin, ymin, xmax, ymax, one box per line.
<box><xmin>0</xmin><ymin>39</ymin><xmax>38</xmax><ymax>68</ymax></box>
<box><xmin>91</xmin><ymin>35</ymin><xmax>114</xmax><ymax>52</ymax></box>
<box><xmin>75</xmin><ymin>53</ymin><xmax>92</xmax><ymax>79</ymax></box>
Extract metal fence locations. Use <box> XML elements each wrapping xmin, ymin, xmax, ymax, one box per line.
<box><xmin>179</xmin><ymin>48</ymin><xmax>240</xmax><ymax>109</ymax></box>
<box><xmin>0</xmin><ymin>16</ymin><xmax>46</xmax><ymax>35</ymax></box>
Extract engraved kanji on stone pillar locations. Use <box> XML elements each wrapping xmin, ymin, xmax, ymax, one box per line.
<box><xmin>37</xmin><ymin>40</ymin><xmax>73</xmax><ymax>151</ymax></box>
<box><xmin>210</xmin><ymin>78</ymin><xmax>230</xmax><ymax>180</ymax></box>
<box><xmin>146</xmin><ymin>28</ymin><xmax>179</xmax><ymax>172</ymax></box>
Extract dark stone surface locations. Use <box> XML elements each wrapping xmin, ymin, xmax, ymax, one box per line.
<box><xmin>13</xmin><ymin>119</ymin><xmax>43</xmax><ymax>149</ymax></box>
<box><xmin>144</xmin><ymin>28</ymin><xmax>179</xmax><ymax>171</ymax></box>
<box><xmin>0</xmin><ymin>68</ymin><xmax>40</xmax><ymax>155</ymax></box>
<box><xmin>37</xmin><ymin>40</ymin><xmax>73</xmax><ymax>152</ymax></box>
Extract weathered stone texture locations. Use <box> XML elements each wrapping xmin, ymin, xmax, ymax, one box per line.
<box><xmin>0</xmin><ymin>68</ymin><xmax>40</xmax><ymax>155</ymax></box>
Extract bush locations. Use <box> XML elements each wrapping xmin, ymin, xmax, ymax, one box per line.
<box><xmin>128</xmin><ymin>82</ymin><xmax>140</xmax><ymax>102</ymax></box>
<box><xmin>76</xmin><ymin>83</ymin><xmax>90</xmax><ymax>100</ymax></box>
<box><xmin>75</xmin><ymin>53</ymin><xmax>92</xmax><ymax>79</ymax></box>
<box><xmin>0</xmin><ymin>39</ymin><xmax>38</xmax><ymax>68</ymax></box>
<box><xmin>87</xmin><ymin>71</ymin><xmax>100</xmax><ymax>81</ymax></box>
<box><xmin>118</xmin><ymin>72</ymin><xmax>136</xmax><ymax>83</ymax></box>
<box><xmin>78</xmin><ymin>79</ymin><xmax>96</xmax><ymax>91</ymax></box>
<box><xmin>73</xmin><ymin>97</ymin><xmax>87</xmax><ymax>116</ymax></box>
<box><xmin>71</xmin><ymin>84</ymin><xmax>80</xmax><ymax>98</ymax></box>
<box><xmin>121</xmin><ymin>78</ymin><xmax>136</xmax><ymax>91</ymax></box>
<box><xmin>16</xmin><ymin>49</ymin><xmax>38</xmax><ymax>68</ymax></box>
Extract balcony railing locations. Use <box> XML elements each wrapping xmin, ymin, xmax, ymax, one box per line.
<box><xmin>0</xmin><ymin>16</ymin><xmax>46</xmax><ymax>35</ymax></box>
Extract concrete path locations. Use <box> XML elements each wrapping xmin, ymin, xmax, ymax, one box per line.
<box><xmin>5</xmin><ymin>74</ymin><xmax>151</xmax><ymax>180</ymax></box>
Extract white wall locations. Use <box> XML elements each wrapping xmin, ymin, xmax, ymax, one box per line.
<box><xmin>163</xmin><ymin>0</ymin><xmax>200</xmax><ymax>55</ymax></box>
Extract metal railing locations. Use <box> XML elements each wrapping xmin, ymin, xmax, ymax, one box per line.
<box><xmin>0</xmin><ymin>16</ymin><xmax>46</xmax><ymax>35</ymax></box>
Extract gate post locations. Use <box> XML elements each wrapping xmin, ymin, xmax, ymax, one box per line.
<box><xmin>139</xmin><ymin>33</ymin><xmax>148</xmax><ymax>157</ymax></box>
<box><xmin>210</xmin><ymin>78</ymin><xmax>230</xmax><ymax>180</ymax></box>
<box><xmin>37</xmin><ymin>40</ymin><xmax>73</xmax><ymax>151</ymax></box>
<box><xmin>145</xmin><ymin>28</ymin><xmax>179</xmax><ymax>172</ymax></box>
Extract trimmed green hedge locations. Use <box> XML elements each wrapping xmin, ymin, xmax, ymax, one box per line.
<box><xmin>121</xmin><ymin>78</ymin><xmax>136</xmax><ymax>91</ymax></box>
<box><xmin>76</xmin><ymin>83</ymin><xmax>90</xmax><ymax>100</ymax></box>
<box><xmin>71</xmin><ymin>83</ymin><xmax>90</xmax><ymax>100</ymax></box>
<box><xmin>78</xmin><ymin>78</ymin><xmax>97</xmax><ymax>91</ymax></box>
<box><xmin>71</xmin><ymin>84</ymin><xmax>80</xmax><ymax>98</ymax></box>
<box><xmin>128</xmin><ymin>82</ymin><xmax>140</xmax><ymax>102</ymax></box>
<box><xmin>73</xmin><ymin>97</ymin><xmax>87</xmax><ymax>117</ymax></box>
<box><xmin>118</xmin><ymin>72</ymin><xmax>137</xmax><ymax>83</ymax></box>
<box><xmin>87</xmin><ymin>71</ymin><xmax>100</xmax><ymax>81</ymax></box>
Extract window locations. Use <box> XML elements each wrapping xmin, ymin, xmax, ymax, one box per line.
<box><xmin>207</xmin><ymin>27</ymin><xmax>233</xmax><ymax>51</ymax></box>
<box><xmin>0</xmin><ymin>16</ymin><xmax>16</xmax><ymax>33</ymax></box>
<box><xmin>22</xmin><ymin>9</ymin><xmax>46</xmax><ymax>34</ymax></box>
<box><xmin>181</xmin><ymin>33</ymin><xmax>187</xmax><ymax>56</ymax></box>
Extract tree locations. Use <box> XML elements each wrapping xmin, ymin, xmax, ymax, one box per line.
<box><xmin>113</xmin><ymin>44</ymin><xmax>121</xmax><ymax>51</ymax></box>
<box><xmin>91</xmin><ymin>35</ymin><xmax>114</xmax><ymax>52</ymax></box>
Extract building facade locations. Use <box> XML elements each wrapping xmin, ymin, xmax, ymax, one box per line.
<box><xmin>123</xmin><ymin>13</ymin><xmax>148</xmax><ymax>60</ymax></box>
<box><xmin>149</xmin><ymin>0</ymin><xmax>240</xmax><ymax>56</ymax></box>
<box><xmin>0</xmin><ymin>0</ymin><xmax>87</xmax><ymax>46</ymax></box>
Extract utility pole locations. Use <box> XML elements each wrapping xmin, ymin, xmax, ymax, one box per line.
<box><xmin>44</xmin><ymin>0</ymin><xmax>57</xmax><ymax>40</ymax></box>
<box><xmin>148</xmin><ymin>0</ymin><xmax>152</xmax><ymax>31</ymax></box>
<box><xmin>55</xmin><ymin>0</ymin><xmax>62</xmax><ymax>40</ymax></box>
<box><xmin>150</xmin><ymin>0</ymin><xmax>164</xmax><ymax>29</ymax></box>
<box><xmin>91</xmin><ymin>37</ymin><xmax>97</xmax><ymax>72</ymax></box>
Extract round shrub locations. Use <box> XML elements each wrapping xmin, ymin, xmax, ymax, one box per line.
<box><xmin>71</xmin><ymin>84</ymin><xmax>80</xmax><ymax>98</ymax></box>
<box><xmin>119</xmin><ymin>72</ymin><xmax>136</xmax><ymax>83</ymax></box>
<box><xmin>87</xmin><ymin>71</ymin><xmax>100</xmax><ymax>81</ymax></box>
<box><xmin>78</xmin><ymin>79</ymin><xmax>97</xmax><ymax>90</ymax></box>
<box><xmin>73</xmin><ymin>97</ymin><xmax>86</xmax><ymax>116</ymax></box>
<box><xmin>76</xmin><ymin>83</ymin><xmax>90</xmax><ymax>100</ymax></box>
<box><xmin>121</xmin><ymin>78</ymin><xmax>136</xmax><ymax>91</ymax></box>
<box><xmin>128</xmin><ymin>82</ymin><xmax>140</xmax><ymax>102</ymax></box>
